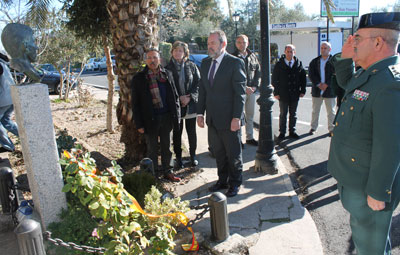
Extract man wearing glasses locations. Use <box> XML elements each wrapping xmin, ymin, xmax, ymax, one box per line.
<box><xmin>131</xmin><ymin>49</ymin><xmax>181</xmax><ymax>182</ymax></box>
<box><xmin>328</xmin><ymin>12</ymin><xmax>400</xmax><ymax>254</ymax></box>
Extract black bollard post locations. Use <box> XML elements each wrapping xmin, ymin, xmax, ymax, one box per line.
<box><xmin>140</xmin><ymin>158</ymin><xmax>154</xmax><ymax>175</ymax></box>
<box><xmin>0</xmin><ymin>166</ymin><xmax>18</xmax><ymax>213</ymax></box>
<box><xmin>208</xmin><ymin>192</ymin><xmax>229</xmax><ymax>242</ymax></box>
<box><xmin>15</xmin><ymin>219</ymin><xmax>46</xmax><ymax>255</ymax></box>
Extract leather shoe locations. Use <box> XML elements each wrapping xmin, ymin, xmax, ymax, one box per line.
<box><xmin>165</xmin><ymin>173</ymin><xmax>181</xmax><ymax>182</ymax></box>
<box><xmin>0</xmin><ymin>147</ymin><xmax>13</xmax><ymax>153</ymax></box>
<box><xmin>208</xmin><ymin>182</ymin><xmax>229</xmax><ymax>192</ymax></box>
<box><xmin>277</xmin><ymin>133</ymin><xmax>285</xmax><ymax>139</ymax></box>
<box><xmin>190</xmin><ymin>156</ymin><xmax>199</xmax><ymax>166</ymax></box>
<box><xmin>309</xmin><ymin>129</ymin><xmax>315</xmax><ymax>135</ymax></box>
<box><xmin>246</xmin><ymin>139</ymin><xmax>258</xmax><ymax>146</ymax></box>
<box><xmin>289</xmin><ymin>132</ymin><xmax>300</xmax><ymax>139</ymax></box>
<box><xmin>208</xmin><ymin>148</ymin><xmax>215</xmax><ymax>158</ymax></box>
<box><xmin>225</xmin><ymin>186</ymin><xmax>240</xmax><ymax>197</ymax></box>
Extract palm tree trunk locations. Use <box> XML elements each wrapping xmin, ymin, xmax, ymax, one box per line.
<box><xmin>107</xmin><ymin>0</ymin><xmax>159</xmax><ymax>161</ymax></box>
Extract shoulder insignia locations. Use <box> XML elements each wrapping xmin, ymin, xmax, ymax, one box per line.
<box><xmin>389</xmin><ymin>64</ymin><xmax>400</xmax><ymax>79</ymax></box>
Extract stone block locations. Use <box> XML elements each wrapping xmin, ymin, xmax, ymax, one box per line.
<box><xmin>10</xmin><ymin>84</ymin><xmax>67</xmax><ymax>229</ymax></box>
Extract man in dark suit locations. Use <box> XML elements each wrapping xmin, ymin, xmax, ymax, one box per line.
<box><xmin>328</xmin><ymin>12</ymin><xmax>400</xmax><ymax>254</ymax></box>
<box><xmin>197</xmin><ymin>30</ymin><xmax>246</xmax><ymax>197</ymax></box>
<box><xmin>131</xmin><ymin>49</ymin><xmax>181</xmax><ymax>182</ymax></box>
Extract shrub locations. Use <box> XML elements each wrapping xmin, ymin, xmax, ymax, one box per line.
<box><xmin>58</xmin><ymin>147</ymin><xmax>191</xmax><ymax>254</ymax></box>
<box><xmin>122</xmin><ymin>171</ymin><xmax>157</xmax><ymax>207</ymax></box>
<box><xmin>159</xmin><ymin>42</ymin><xmax>172</xmax><ymax>62</ymax></box>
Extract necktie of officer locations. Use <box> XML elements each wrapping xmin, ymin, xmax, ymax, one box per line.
<box><xmin>209</xmin><ymin>60</ymin><xmax>217</xmax><ymax>86</ymax></box>
<box><xmin>289</xmin><ymin>61</ymin><xmax>292</xmax><ymax>68</ymax></box>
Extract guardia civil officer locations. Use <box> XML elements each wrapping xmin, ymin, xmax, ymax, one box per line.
<box><xmin>328</xmin><ymin>12</ymin><xmax>400</xmax><ymax>254</ymax></box>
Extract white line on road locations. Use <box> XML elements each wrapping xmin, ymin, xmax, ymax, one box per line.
<box><xmin>273</xmin><ymin>117</ymin><xmax>323</xmax><ymax>127</ymax></box>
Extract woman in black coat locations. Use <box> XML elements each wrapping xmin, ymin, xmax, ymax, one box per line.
<box><xmin>165</xmin><ymin>41</ymin><xmax>201</xmax><ymax>168</ymax></box>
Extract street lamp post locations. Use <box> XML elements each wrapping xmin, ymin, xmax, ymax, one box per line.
<box><xmin>233</xmin><ymin>12</ymin><xmax>240</xmax><ymax>38</ymax></box>
<box><xmin>254</xmin><ymin>0</ymin><xmax>278</xmax><ymax>174</ymax></box>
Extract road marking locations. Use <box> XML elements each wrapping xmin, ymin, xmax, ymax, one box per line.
<box><xmin>273</xmin><ymin>117</ymin><xmax>323</xmax><ymax>127</ymax></box>
<box><xmin>83</xmin><ymin>82</ymin><xmax>103</xmax><ymax>87</ymax></box>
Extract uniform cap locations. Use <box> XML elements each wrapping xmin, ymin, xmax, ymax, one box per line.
<box><xmin>358</xmin><ymin>12</ymin><xmax>400</xmax><ymax>31</ymax></box>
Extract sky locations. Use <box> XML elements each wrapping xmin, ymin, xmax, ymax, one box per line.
<box><xmin>221</xmin><ymin>0</ymin><xmax>399</xmax><ymax>17</ymax></box>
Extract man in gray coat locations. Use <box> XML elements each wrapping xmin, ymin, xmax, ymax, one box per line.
<box><xmin>197</xmin><ymin>30</ymin><xmax>246</xmax><ymax>197</ymax></box>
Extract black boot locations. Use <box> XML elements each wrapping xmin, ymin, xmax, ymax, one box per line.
<box><xmin>175</xmin><ymin>157</ymin><xmax>184</xmax><ymax>169</ymax></box>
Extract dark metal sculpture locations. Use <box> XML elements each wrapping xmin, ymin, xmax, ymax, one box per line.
<box><xmin>1</xmin><ymin>23</ymin><xmax>40</xmax><ymax>82</ymax></box>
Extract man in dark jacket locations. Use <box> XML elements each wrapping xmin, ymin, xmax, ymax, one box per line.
<box><xmin>232</xmin><ymin>34</ymin><xmax>261</xmax><ymax>146</ymax></box>
<box><xmin>308</xmin><ymin>41</ymin><xmax>336</xmax><ymax>136</ymax></box>
<box><xmin>272</xmin><ymin>44</ymin><xmax>306</xmax><ymax>139</ymax></box>
<box><xmin>131</xmin><ymin>49</ymin><xmax>181</xmax><ymax>182</ymax></box>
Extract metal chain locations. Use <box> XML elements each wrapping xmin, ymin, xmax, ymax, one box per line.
<box><xmin>9</xmin><ymin>185</ymin><xmax>19</xmax><ymax>226</ymax></box>
<box><xmin>187</xmin><ymin>204</ymin><xmax>210</xmax><ymax>227</ymax></box>
<box><xmin>44</xmin><ymin>231</ymin><xmax>107</xmax><ymax>254</ymax></box>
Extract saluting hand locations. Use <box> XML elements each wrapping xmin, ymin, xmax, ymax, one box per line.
<box><xmin>367</xmin><ymin>195</ymin><xmax>385</xmax><ymax>211</ymax></box>
<box><xmin>342</xmin><ymin>35</ymin><xmax>355</xmax><ymax>59</ymax></box>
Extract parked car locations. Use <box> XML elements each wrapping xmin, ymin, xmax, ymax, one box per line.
<box><xmin>84</xmin><ymin>57</ymin><xmax>101</xmax><ymax>71</ymax></box>
<box><xmin>36</xmin><ymin>68</ymin><xmax>77</xmax><ymax>94</ymax></box>
<box><xmin>98</xmin><ymin>55</ymin><xmax>116</xmax><ymax>72</ymax></box>
<box><xmin>39</xmin><ymin>63</ymin><xmax>57</xmax><ymax>72</ymax></box>
<box><xmin>8</xmin><ymin>65</ymin><xmax>76</xmax><ymax>94</ymax></box>
<box><xmin>189</xmin><ymin>54</ymin><xmax>208</xmax><ymax>67</ymax></box>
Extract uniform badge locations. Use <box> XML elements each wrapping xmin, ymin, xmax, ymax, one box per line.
<box><xmin>352</xmin><ymin>89</ymin><xmax>369</xmax><ymax>101</ymax></box>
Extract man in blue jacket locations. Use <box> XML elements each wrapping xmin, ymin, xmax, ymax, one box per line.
<box><xmin>0</xmin><ymin>52</ymin><xmax>19</xmax><ymax>153</ymax></box>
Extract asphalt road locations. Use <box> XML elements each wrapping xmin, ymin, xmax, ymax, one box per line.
<box><xmin>254</xmin><ymin>89</ymin><xmax>400</xmax><ymax>255</ymax></box>
<box><xmin>82</xmin><ymin>71</ymin><xmax>400</xmax><ymax>255</ymax></box>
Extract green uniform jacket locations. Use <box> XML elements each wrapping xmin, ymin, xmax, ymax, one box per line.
<box><xmin>328</xmin><ymin>54</ymin><xmax>400</xmax><ymax>208</ymax></box>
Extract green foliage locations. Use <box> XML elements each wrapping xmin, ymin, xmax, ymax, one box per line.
<box><xmin>64</xmin><ymin>0</ymin><xmax>111</xmax><ymax>44</ymax></box>
<box><xmin>59</xmin><ymin>146</ymin><xmax>190</xmax><ymax>254</ymax></box>
<box><xmin>172</xmin><ymin>18</ymin><xmax>215</xmax><ymax>43</ymax></box>
<box><xmin>47</xmin><ymin>195</ymin><xmax>110</xmax><ymax>254</ymax></box>
<box><xmin>159</xmin><ymin>42</ymin><xmax>172</xmax><ymax>62</ymax></box>
<box><xmin>122</xmin><ymin>172</ymin><xmax>157</xmax><ymax>207</ymax></box>
<box><xmin>194</xmin><ymin>37</ymin><xmax>208</xmax><ymax>50</ymax></box>
<box><xmin>56</xmin><ymin>129</ymin><xmax>77</xmax><ymax>156</ymax></box>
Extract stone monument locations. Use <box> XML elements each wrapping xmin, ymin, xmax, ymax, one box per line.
<box><xmin>1</xmin><ymin>23</ymin><xmax>67</xmax><ymax>229</ymax></box>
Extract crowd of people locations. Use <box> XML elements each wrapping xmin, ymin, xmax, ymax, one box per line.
<box><xmin>1</xmin><ymin>11</ymin><xmax>399</xmax><ymax>254</ymax></box>
<box><xmin>131</xmin><ymin>31</ymin><xmax>258</xmax><ymax>197</ymax></box>
<box><xmin>132</xmin><ymin>11</ymin><xmax>400</xmax><ymax>254</ymax></box>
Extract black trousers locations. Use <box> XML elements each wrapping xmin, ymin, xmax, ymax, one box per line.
<box><xmin>173</xmin><ymin>117</ymin><xmax>197</xmax><ymax>159</ymax></box>
<box><xmin>278</xmin><ymin>100</ymin><xmax>299</xmax><ymax>134</ymax></box>
<box><xmin>144</xmin><ymin>113</ymin><xmax>173</xmax><ymax>174</ymax></box>
<box><xmin>208</xmin><ymin>124</ymin><xmax>243</xmax><ymax>187</ymax></box>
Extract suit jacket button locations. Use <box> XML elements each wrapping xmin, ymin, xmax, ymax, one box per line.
<box><xmin>387</xmin><ymin>189</ymin><xmax>392</xmax><ymax>194</ymax></box>
<box><xmin>341</xmin><ymin>111</ymin><xmax>344</xmax><ymax>116</ymax></box>
<box><xmin>335</xmin><ymin>122</ymin><xmax>338</xmax><ymax>126</ymax></box>
<box><xmin>350</xmin><ymin>106</ymin><xmax>354</xmax><ymax>110</ymax></box>
<box><xmin>351</xmin><ymin>158</ymin><xmax>355</xmax><ymax>162</ymax></box>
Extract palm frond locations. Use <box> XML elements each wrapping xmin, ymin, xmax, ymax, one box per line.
<box><xmin>323</xmin><ymin>0</ymin><xmax>336</xmax><ymax>23</ymax></box>
<box><xmin>25</xmin><ymin>0</ymin><xmax>51</xmax><ymax>27</ymax></box>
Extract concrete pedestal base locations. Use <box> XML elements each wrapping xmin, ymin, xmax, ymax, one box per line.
<box><xmin>11</xmin><ymin>84</ymin><xmax>66</xmax><ymax>229</ymax></box>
